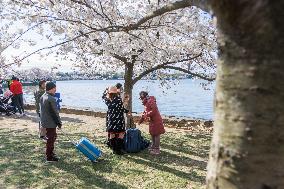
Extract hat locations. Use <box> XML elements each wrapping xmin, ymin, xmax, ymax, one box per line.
<box><xmin>46</xmin><ymin>81</ymin><xmax>56</xmax><ymax>91</ymax></box>
<box><xmin>115</xmin><ymin>83</ymin><xmax>123</xmax><ymax>89</ymax></box>
<box><xmin>108</xmin><ymin>86</ymin><xmax>117</xmax><ymax>94</ymax></box>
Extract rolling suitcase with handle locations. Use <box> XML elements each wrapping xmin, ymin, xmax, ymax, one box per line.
<box><xmin>76</xmin><ymin>137</ymin><xmax>102</xmax><ymax>162</ymax></box>
<box><xmin>60</xmin><ymin>130</ymin><xmax>102</xmax><ymax>162</ymax></box>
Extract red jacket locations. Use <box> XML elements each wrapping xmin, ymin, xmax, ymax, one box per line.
<box><xmin>139</xmin><ymin>96</ymin><xmax>165</xmax><ymax>136</ymax></box>
<box><xmin>10</xmin><ymin>80</ymin><xmax>23</xmax><ymax>95</ymax></box>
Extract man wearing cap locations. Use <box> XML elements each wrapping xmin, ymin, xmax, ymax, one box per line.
<box><xmin>40</xmin><ymin>81</ymin><xmax>62</xmax><ymax>162</ymax></box>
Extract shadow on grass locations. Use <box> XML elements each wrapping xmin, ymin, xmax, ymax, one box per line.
<box><xmin>0</xmin><ymin>128</ymin><xmax>127</xmax><ymax>189</ymax></box>
<box><xmin>160</xmin><ymin>133</ymin><xmax>211</xmax><ymax>158</ymax></box>
<box><xmin>124</xmin><ymin>131</ymin><xmax>211</xmax><ymax>183</ymax></box>
<box><xmin>125</xmin><ymin>146</ymin><xmax>207</xmax><ymax>183</ymax></box>
<box><xmin>126</xmin><ymin>155</ymin><xmax>205</xmax><ymax>183</ymax></box>
<box><xmin>137</xmin><ymin>149</ymin><xmax>207</xmax><ymax>170</ymax></box>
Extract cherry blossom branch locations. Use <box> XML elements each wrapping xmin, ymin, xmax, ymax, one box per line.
<box><xmin>98</xmin><ymin>0</ymin><xmax>113</xmax><ymax>25</ymax></box>
<box><xmin>10</xmin><ymin>31</ymin><xmax>94</xmax><ymax>65</ymax></box>
<box><xmin>133</xmin><ymin>53</ymin><xmax>202</xmax><ymax>84</ymax></box>
<box><xmin>110</xmin><ymin>53</ymin><xmax>128</xmax><ymax>64</ymax></box>
<box><xmin>40</xmin><ymin>16</ymin><xmax>98</xmax><ymax>31</ymax></box>
<box><xmin>2</xmin><ymin>21</ymin><xmax>49</xmax><ymax>52</ymax></box>
<box><xmin>70</xmin><ymin>0</ymin><xmax>104</xmax><ymax>18</ymax></box>
<box><xmin>126</xmin><ymin>0</ymin><xmax>209</xmax><ymax>31</ymax></box>
<box><xmin>162</xmin><ymin>65</ymin><xmax>215</xmax><ymax>81</ymax></box>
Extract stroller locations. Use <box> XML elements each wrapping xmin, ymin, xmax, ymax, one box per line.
<box><xmin>0</xmin><ymin>94</ymin><xmax>16</xmax><ymax>116</ymax></box>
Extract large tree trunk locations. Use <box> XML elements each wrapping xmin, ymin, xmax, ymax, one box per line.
<box><xmin>124</xmin><ymin>63</ymin><xmax>134</xmax><ymax>128</ymax></box>
<box><xmin>206</xmin><ymin>1</ymin><xmax>284</xmax><ymax>188</ymax></box>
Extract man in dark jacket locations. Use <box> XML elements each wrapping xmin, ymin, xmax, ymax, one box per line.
<box><xmin>40</xmin><ymin>81</ymin><xmax>62</xmax><ymax>162</ymax></box>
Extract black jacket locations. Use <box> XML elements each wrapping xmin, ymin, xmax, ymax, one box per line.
<box><xmin>102</xmin><ymin>91</ymin><xmax>128</xmax><ymax>132</ymax></box>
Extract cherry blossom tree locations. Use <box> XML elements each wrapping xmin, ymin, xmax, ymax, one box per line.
<box><xmin>3</xmin><ymin>0</ymin><xmax>284</xmax><ymax>188</ymax></box>
<box><xmin>3</xmin><ymin>0</ymin><xmax>217</xmax><ymax>116</ymax></box>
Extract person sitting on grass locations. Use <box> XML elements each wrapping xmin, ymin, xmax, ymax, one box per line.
<box><xmin>40</xmin><ymin>81</ymin><xmax>62</xmax><ymax>162</ymax></box>
<box><xmin>138</xmin><ymin>91</ymin><xmax>165</xmax><ymax>155</ymax></box>
<box><xmin>102</xmin><ymin>86</ymin><xmax>129</xmax><ymax>155</ymax></box>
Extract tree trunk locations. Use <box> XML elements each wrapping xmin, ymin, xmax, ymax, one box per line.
<box><xmin>207</xmin><ymin>1</ymin><xmax>284</xmax><ymax>189</ymax></box>
<box><xmin>124</xmin><ymin>63</ymin><xmax>134</xmax><ymax>128</ymax></box>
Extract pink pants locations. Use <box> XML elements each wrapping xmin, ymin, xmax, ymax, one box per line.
<box><xmin>151</xmin><ymin>135</ymin><xmax>160</xmax><ymax>149</ymax></box>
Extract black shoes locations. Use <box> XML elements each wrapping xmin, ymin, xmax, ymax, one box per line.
<box><xmin>114</xmin><ymin>149</ymin><xmax>125</xmax><ymax>155</ymax></box>
<box><xmin>46</xmin><ymin>156</ymin><xmax>59</xmax><ymax>162</ymax></box>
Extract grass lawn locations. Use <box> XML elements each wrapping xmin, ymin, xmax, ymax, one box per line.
<box><xmin>0</xmin><ymin>111</ymin><xmax>211</xmax><ymax>189</ymax></box>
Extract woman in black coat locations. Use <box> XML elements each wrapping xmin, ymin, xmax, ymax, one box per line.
<box><xmin>102</xmin><ymin>86</ymin><xmax>129</xmax><ymax>154</ymax></box>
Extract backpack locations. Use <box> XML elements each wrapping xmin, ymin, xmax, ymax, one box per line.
<box><xmin>124</xmin><ymin>128</ymin><xmax>150</xmax><ymax>153</ymax></box>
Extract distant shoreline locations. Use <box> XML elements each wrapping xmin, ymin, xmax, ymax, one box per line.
<box><xmin>24</xmin><ymin>104</ymin><xmax>213</xmax><ymax>128</ymax></box>
<box><xmin>17</xmin><ymin>79</ymin><xmax>214</xmax><ymax>120</ymax></box>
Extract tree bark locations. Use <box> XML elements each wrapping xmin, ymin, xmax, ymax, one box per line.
<box><xmin>207</xmin><ymin>1</ymin><xmax>284</xmax><ymax>188</ymax></box>
<box><xmin>124</xmin><ymin>62</ymin><xmax>134</xmax><ymax>128</ymax></box>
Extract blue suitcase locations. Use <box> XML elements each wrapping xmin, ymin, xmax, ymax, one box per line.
<box><xmin>75</xmin><ymin>137</ymin><xmax>102</xmax><ymax>162</ymax></box>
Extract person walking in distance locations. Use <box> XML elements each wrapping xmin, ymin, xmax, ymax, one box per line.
<box><xmin>10</xmin><ymin>76</ymin><xmax>25</xmax><ymax>116</ymax></box>
<box><xmin>34</xmin><ymin>80</ymin><xmax>46</xmax><ymax>139</ymax></box>
<box><xmin>40</xmin><ymin>81</ymin><xmax>62</xmax><ymax>162</ymax></box>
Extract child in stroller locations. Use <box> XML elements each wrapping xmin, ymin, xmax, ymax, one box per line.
<box><xmin>0</xmin><ymin>94</ymin><xmax>16</xmax><ymax>116</ymax></box>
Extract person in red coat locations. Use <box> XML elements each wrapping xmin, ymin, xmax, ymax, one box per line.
<box><xmin>10</xmin><ymin>76</ymin><xmax>25</xmax><ymax>115</ymax></box>
<box><xmin>138</xmin><ymin>91</ymin><xmax>165</xmax><ymax>155</ymax></box>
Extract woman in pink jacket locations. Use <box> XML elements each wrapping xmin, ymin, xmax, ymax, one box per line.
<box><xmin>138</xmin><ymin>91</ymin><xmax>165</xmax><ymax>155</ymax></box>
